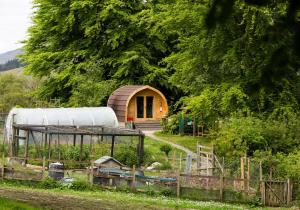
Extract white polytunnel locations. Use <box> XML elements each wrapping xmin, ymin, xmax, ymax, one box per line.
<box><xmin>5</xmin><ymin>107</ymin><xmax>119</xmax><ymax>142</ymax></box>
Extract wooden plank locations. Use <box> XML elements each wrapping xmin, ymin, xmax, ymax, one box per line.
<box><xmin>24</xmin><ymin>130</ymin><xmax>29</xmax><ymax>164</ymax></box>
<box><xmin>110</xmin><ymin>135</ymin><xmax>115</xmax><ymax>157</ymax></box>
<box><xmin>177</xmin><ymin>171</ymin><xmax>180</xmax><ymax>198</ymax></box>
<box><xmin>241</xmin><ymin>157</ymin><xmax>245</xmax><ymax>191</ymax></box>
<box><xmin>219</xmin><ymin>171</ymin><xmax>224</xmax><ymax>201</ymax></box>
<box><xmin>80</xmin><ymin>135</ymin><xmax>83</xmax><ymax>161</ymax></box>
<box><xmin>265</xmin><ymin>181</ymin><xmax>285</xmax><ymax>204</ymax></box>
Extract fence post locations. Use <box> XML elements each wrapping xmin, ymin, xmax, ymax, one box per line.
<box><xmin>247</xmin><ymin>158</ymin><xmax>250</xmax><ymax>194</ymax></box>
<box><xmin>177</xmin><ymin>171</ymin><xmax>180</xmax><ymax>198</ymax></box>
<box><xmin>42</xmin><ymin>156</ymin><xmax>46</xmax><ymax>179</ymax></box>
<box><xmin>287</xmin><ymin>178</ymin><xmax>291</xmax><ymax>205</ymax></box>
<box><xmin>89</xmin><ymin>160</ymin><xmax>94</xmax><ymax>185</ymax></box>
<box><xmin>259</xmin><ymin>161</ymin><xmax>265</xmax><ymax>205</ymax></box>
<box><xmin>1</xmin><ymin>153</ymin><xmax>4</xmax><ymax>180</ymax></box>
<box><xmin>219</xmin><ymin>170</ymin><xmax>224</xmax><ymax>201</ymax></box>
<box><xmin>240</xmin><ymin>157</ymin><xmax>245</xmax><ymax>191</ymax></box>
<box><xmin>132</xmin><ymin>165</ymin><xmax>136</xmax><ymax>191</ymax></box>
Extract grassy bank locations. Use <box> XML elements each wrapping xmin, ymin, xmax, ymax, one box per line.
<box><xmin>154</xmin><ymin>132</ymin><xmax>212</xmax><ymax>152</ymax></box>
<box><xmin>0</xmin><ymin>197</ymin><xmax>39</xmax><ymax>210</ymax></box>
<box><xmin>0</xmin><ymin>181</ymin><xmax>289</xmax><ymax>210</ymax></box>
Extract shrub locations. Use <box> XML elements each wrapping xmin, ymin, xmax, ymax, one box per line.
<box><xmin>161</xmin><ymin>115</ymin><xmax>179</xmax><ymax>134</ymax></box>
<box><xmin>115</xmin><ymin>144</ymin><xmax>138</xmax><ymax>167</ymax></box>
<box><xmin>68</xmin><ymin>180</ymin><xmax>90</xmax><ymax>191</ymax></box>
<box><xmin>160</xmin><ymin>144</ymin><xmax>172</xmax><ymax>157</ymax></box>
<box><xmin>159</xmin><ymin>189</ymin><xmax>175</xmax><ymax>197</ymax></box>
<box><xmin>38</xmin><ymin>177</ymin><xmax>61</xmax><ymax>189</ymax></box>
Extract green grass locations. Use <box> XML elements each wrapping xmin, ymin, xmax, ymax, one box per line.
<box><xmin>154</xmin><ymin>131</ymin><xmax>212</xmax><ymax>152</ymax></box>
<box><xmin>144</xmin><ymin>136</ymin><xmax>183</xmax><ymax>163</ymax></box>
<box><xmin>0</xmin><ymin>197</ymin><xmax>40</xmax><ymax>210</ymax></box>
<box><xmin>0</xmin><ymin>182</ymin><xmax>283</xmax><ymax>210</ymax></box>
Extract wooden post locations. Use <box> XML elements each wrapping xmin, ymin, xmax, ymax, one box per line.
<box><xmin>89</xmin><ymin>135</ymin><xmax>93</xmax><ymax>153</ymax></box>
<box><xmin>73</xmin><ymin>135</ymin><xmax>76</xmax><ymax>146</ymax></box>
<box><xmin>259</xmin><ymin>161</ymin><xmax>265</xmax><ymax>205</ymax></box>
<box><xmin>58</xmin><ymin>133</ymin><xmax>61</xmax><ymax>160</ymax></box>
<box><xmin>206</xmin><ymin>153</ymin><xmax>209</xmax><ymax>175</ymax></box>
<box><xmin>240</xmin><ymin>157</ymin><xmax>245</xmax><ymax>191</ymax></box>
<box><xmin>10</xmin><ymin>126</ymin><xmax>15</xmax><ymax>157</ymax></box>
<box><xmin>101</xmin><ymin>127</ymin><xmax>104</xmax><ymax>142</ymax></box>
<box><xmin>24</xmin><ymin>130</ymin><xmax>29</xmax><ymax>165</ymax></box>
<box><xmin>177</xmin><ymin>171</ymin><xmax>180</xmax><ymax>198</ymax></box>
<box><xmin>44</xmin><ymin>133</ymin><xmax>48</xmax><ymax>149</ymax></box>
<box><xmin>287</xmin><ymin>178</ymin><xmax>291</xmax><ymax>205</ymax></box>
<box><xmin>48</xmin><ymin>134</ymin><xmax>52</xmax><ymax>160</ymax></box>
<box><xmin>172</xmin><ymin>151</ymin><xmax>176</xmax><ymax>171</ymax></box>
<box><xmin>219</xmin><ymin>170</ymin><xmax>224</xmax><ymax>201</ymax></box>
<box><xmin>90</xmin><ymin>160</ymin><xmax>94</xmax><ymax>185</ymax></box>
<box><xmin>16</xmin><ymin>128</ymin><xmax>19</xmax><ymax>157</ymax></box>
<box><xmin>193</xmin><ymin>116</ymin><xmax>196</xmax><ymax>137</ymax></box>
<box><xmin>42</xmin><ymin>156</ymin><xmax>46</xmax><ymax>179</ymax></box>
<box><xmin>80</xmin><ymin>135</ymin><xmax>83</xmax><ymax>161</ymax></box>
<box><xmin>1</xmin><ymin>153</ymin><xmax>4</xmax><ymax>180</ymax></box>
<box><xmin>110</xmin><ymin>135</ymin><xmax>115</xmax><ymax>157</ymax></box>
<box><xmin>247</xmin><ymin>158</ymin><xmax>250</xmax><ymax>194</ymax></box>
<box><xmin>179</xmin><ymin>153</ymin><xmax>182</xmax><ymax>172</ymax></box>
<box><xmin>132</xmin><ymin>165</ymin><xmax>136</xmax><ymax>190</ymax></box>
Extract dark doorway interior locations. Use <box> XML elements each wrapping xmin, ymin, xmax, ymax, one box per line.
<box><xmin>146</xmin><ymin>96</ymin><xmax>153</xmax><ymax>118</ymax></box>
<box><xmin>136</xmin><ymin>96</ymin><xmax>144</xmax><ymax>118</ymax></box>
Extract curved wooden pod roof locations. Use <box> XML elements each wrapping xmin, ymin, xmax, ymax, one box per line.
<box><xmin>107</xmin><ymin>85</ymin><xmax>168</xmax><ymax>122</ymax></box>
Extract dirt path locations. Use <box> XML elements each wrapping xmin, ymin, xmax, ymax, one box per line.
<box><xmin>143</xmin><ymin>131</ymin><xmax>196</xmax><ymax>158</ymax></box>
<box><xmin>0</xmin><ymin>187</ymin><xmax>170</xmax><ymax>210</ymax></box>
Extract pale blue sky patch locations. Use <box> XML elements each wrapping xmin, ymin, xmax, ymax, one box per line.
<box><xmin>0</xmin><ymin>0</ymin><xmax>32</xmax><ymax>53</ymax></box>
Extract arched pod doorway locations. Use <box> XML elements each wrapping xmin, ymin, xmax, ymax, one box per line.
<box><xmin>107</xmin><ymin>85</ymin><xmax>168</xmax><ymax>123</ymax></box>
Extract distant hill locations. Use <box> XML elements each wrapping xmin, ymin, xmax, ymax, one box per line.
<box><xmin>0</xmin><ymin>49</ymin><xmax>23</xmax><ymax>64</ymax></box>
<box><xmin>0</xmin><ymin>67</ymin><xmax>24</xmax><ymax>75</ymax></box>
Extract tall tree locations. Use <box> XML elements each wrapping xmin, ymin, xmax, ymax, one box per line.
<box><xmin>22</xmin><ymin>0</ymin><xmax>176</xmax><ymax>106</ymax></box>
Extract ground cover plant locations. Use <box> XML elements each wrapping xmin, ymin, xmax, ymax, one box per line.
<box><xmin>0</xmin><ymin>181</ymin><xmax>289</xmax><ymax>210</ymax></box>
<box><xmin>155</xmin><ymin>131</ymin><xmax>211</xmax><ymax>152</ymax></box>
<box><xmin>0</xmin><ymin>197</ymin><xmax>40</xmax><ymax>210</ymax></box>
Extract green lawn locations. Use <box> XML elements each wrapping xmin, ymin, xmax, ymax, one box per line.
<box><xmin>154</xmin><ymin>131</ymin><xmax>212</xmax><ymax>152</ymax></box>
<box><xmin>144</xmin><ymin>136</ymin><xmax>183</xmax><ymax>163</ymax></box>
<box><xmin>0</xmin><ymin>197</ymin><xmax>40</xmax><ymax>210</ymax></box>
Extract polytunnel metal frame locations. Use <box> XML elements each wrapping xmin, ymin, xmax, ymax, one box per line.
<box><xmin>9</xmin><ymin>124</ymin><xmax>145</xmax><ymax>167</ymax></box>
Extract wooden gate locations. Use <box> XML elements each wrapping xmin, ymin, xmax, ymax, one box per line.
<box><xmin>261</xmin><ymin>180</ymin><xmax>292</xmax><ymax>206</ymax></box>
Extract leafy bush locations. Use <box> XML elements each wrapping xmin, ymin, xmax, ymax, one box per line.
<box><xmin>159</xmin><ymin>189</ymin><xmax>175</xmax><ymax>197</ymax></box>
<box><xmin>161</xmin><ymin>115</ymin><xmax>179</xmax><ymax>134</ymax></box>
<box><xmin>213</xmin><ymin>114</ymin><xmax>300</xmax><ymax>157</ymax></box>
<box><xmin>38</xmin><ymin>177</ymin><xmax>61</xmax><ymax>189</ymax></box>
<box><xmin>160</xmin><ymin>144</ymin><xmax>172</xmax><ymax>157</ymax></box>
<box><xmin>68</xmin><ymin>180</ymin><xmax>90</xmax><ymax>191</ymax></box>
<box><xmin>115</xmin><ymin>145</ymin><xmax>138</xmax><ymax>167</ymax></box>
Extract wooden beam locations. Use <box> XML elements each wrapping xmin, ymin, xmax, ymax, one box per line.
<box><xmin>110</xmin><ymin>135</ymin><xmax>115</xmax><ymax>157</ymax></box>
<box><xmin>24</xmin><ymin>130</ymin><xmax>29</xmax><ymax>164</ymax></box>
<box><xmin>80</xmin><ymin>135</ymin><xmax>83</xmax><ymax>161</ymax></box>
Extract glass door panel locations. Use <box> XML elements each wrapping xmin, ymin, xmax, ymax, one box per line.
<box><xmin>136</xmin><ymin>96</ymin><xmax>144</xmax><ymax>118</ymax></box>
<box><xmin>146</xmin><ymin>96</ymin><xmax>153</xmax><ymax>118</ymax></box>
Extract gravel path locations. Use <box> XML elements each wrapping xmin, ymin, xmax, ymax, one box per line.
<box><xmin>143</xmin><ymin>131</ymin><xmax>197</xmax><ymax>158</ymax></box>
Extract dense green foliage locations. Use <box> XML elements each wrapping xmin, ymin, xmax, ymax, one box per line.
<box><xmin>0</xmin><ymin>74</ymin><xmax>38</xmax><ymax>112</ymax></box>
<box><xmin>22</xmin><ymin>0</ymin><xmax>178</xmax><ymax>106</ymax></box>
<box><xmin>22</xmin><ymin>0</ymin><xmax>300</xmax><ymax>182</ymax></box>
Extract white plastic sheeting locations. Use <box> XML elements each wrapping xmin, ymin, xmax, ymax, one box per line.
<box><xmin>5</xmin><ymin>107</ymin><xmax>119</xmax><ymax>142</ymax></box>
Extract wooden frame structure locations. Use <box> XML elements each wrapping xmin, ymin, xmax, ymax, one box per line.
<box><xmin>9</xmin><ymin>124</ymin><xmax>145</xmax><ymax>166</ymax></box>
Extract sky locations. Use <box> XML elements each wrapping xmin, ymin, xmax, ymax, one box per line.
<box><xmin>0</xmin><ymin>0</ymin><xmax>32</xmax><ymax>54</ymax></box>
